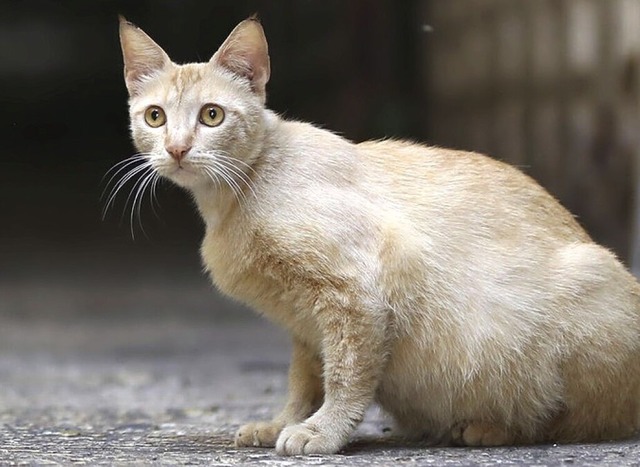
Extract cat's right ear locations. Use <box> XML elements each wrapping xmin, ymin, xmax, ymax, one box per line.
<box><xmin>118</xmin><ymin>16</ymin><xmax>171</xmax><ymax>96</ymax></box>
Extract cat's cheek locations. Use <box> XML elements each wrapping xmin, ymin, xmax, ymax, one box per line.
<box><xmin>131</xmin><ymin>133</ymin><xmax>156</xmax><ymax>154</ymax></box>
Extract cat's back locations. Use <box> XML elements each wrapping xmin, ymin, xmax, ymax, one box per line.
<box><xmin>357</xmin><ymin>139</ymin><xmax>590</xmax><ymax>246</ymax></box>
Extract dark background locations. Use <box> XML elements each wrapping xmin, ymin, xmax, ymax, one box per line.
<box><xmin>1</xmin><ymin>0</ymin><xmax>638</xmax><ymax>322</ymax></box>
<box><xmin>1</xmin><ymin>0</ymin><xmax>428</xmax><ymax>321</ymax></box>
<box><xmin>2</xmin><ymin>0</ymin><xmax>425</xmax><ymax>244</ymax></box>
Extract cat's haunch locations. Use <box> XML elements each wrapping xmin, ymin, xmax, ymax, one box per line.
<box><xmin>118</xmin><ymin>16</ymin><xmax>640</xmax><ymax>455</ymax></box>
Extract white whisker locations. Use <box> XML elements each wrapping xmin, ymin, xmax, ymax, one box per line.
<box><xmin>213</xmin><ymin>157</ymin><xmax>257</xmax><ymax>200</ymax></box>
<box><xmin>214</xmin><ymin>162</ymin><xmax>247</xmax><ymax>203</ymax></box>
<box><xmin>129</xmin><ymin>168</ymin><xmax>156</xmax><ymax>239</ymax></box>
<box><xmin>122</xmin><ymin>165</ymin><xmax>153</xmax><ymax>215</ymax></box>
<box><xmin>100</xmin><ymin>154</ymin><xmax>152</xmax><ymax>198</ymax></box>
<box><xmin>197</xmin><ymin>149</ymin><xmax>258</xmax><ymax>202</ymax></box>
<box><xmin>215</xmin><ymin>161</ymin><xmax>247</xmax><ymax>202</ymax></box>
<box><xmin>102</xmin><ymin>151</ymin><xmax>168</xmax><ymax>239</ymax></box>
<box><xmin>102</xmin><ymin>148</ymin><xmax>258</xmax><ymax>238</ymax></box>
<box><xmin>203</xmin><ymin>166</ymin><xmax>236</xmax><ymax>202</ymax></box>
<box><xmin>204</xmin><ymin>165</ymin><xmax>243</xmax><ymax>205</ymax></box>
<box><xmin>201</xmin><ymin>166</ymin><xmax>221</xmax><ymax>191</ymax></box>
<box><xmin>102</xmin><ymin>162</ymin><xmax>153</xmax><ymax>219</ymax></box>
<box><xmin>102</xmin><ymin>153</ymin><xmax>151</xmax><ymax>179</ymax></box>
<box><xmin>149</xmin><ymin>172</ymin><xmax>162</xmax><ymax>219</ymax></box>
<box><xmin>215</xmin><ymin>151</ymin><xmax>257</xmax><ymax>175</ymax></box>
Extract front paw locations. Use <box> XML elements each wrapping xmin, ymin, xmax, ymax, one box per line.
<box><xmin>235</xmin><ymin>421</ymin><xmax>284</xmax><ymax>447</ymax></box>
<box><xmin>275</xmin><ymin>422</ymin><xmax>344</xmax><ymax>455</ymax></box>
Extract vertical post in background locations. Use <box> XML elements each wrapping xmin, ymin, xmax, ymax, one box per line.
<box><xmin>520</xmin><ymin>0</ymin><xmax>535</xmax><ymax>172</ymax></box>
<box><xmin>621</xmin><ymin>1</ymin><xmax>640</xmax><ymax>275</ymax></box>
<box><xmin>633</xmin><ymin>68</ymin><xmax>640</xmax><ymax>276</ymax></box>
<box><xmin>556</xmin><ymin>1</ymin><xmax>570</xmax><ymax>203</ymax></box>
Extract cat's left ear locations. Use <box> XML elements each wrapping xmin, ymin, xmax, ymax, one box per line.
<box><xmin>119</xmin><ymin>16</ymin><xmax>172</xmax><ymax>96</ymax></box>
<box><xmin>211</xmin><ymin>17</ymin><xmax>270</xmax><ymax>102</ymax></box>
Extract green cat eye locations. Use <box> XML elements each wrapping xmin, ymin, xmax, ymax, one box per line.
<box><xmin>144</xmin><ymin>106</ymin><xmax>166</xmax><ymax>128</ymax></box>
<box><xmin>199</xmin><ymin>104</ymin><xmax>225</xmax><ymax>127</ymax></box>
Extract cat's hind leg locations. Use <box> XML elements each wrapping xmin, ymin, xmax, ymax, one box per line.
<box><xmin>235</xmin><ymin>339</ymin><xmax>323</xmax><ymax>447</ymax></box>
<box><xmin>450</xmin><ymin>421</ymin><xmax>514</xmax><ymax>446</ymax></box>
<box><xmin>544</xmin><ymin>243</ymin><xmax>640</xmax><ymax>442</ymax></box>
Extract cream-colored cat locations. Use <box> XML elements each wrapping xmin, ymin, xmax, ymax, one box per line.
<box><xmin>118</xmin><ymin>16</ymin><xmax>640</xmax><ymax>455</ymax></box>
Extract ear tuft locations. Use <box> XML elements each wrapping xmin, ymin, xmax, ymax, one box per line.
<box><xmin>118</xmin><ymin>16</ymin><xmax>171</xmax><ymax>96</ymax></box>
<box><xmin>211</xmin><ymin>17</ymin><xmax>270</xmax><ymax>102</ymax></box>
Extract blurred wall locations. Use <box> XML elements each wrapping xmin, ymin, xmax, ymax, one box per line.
<box><xmin>423</xmin><ymin>0</ymin><xmax>640</xmax><ymax>264</ymax></box>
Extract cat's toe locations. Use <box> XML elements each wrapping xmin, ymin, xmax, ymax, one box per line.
<box><xmin>451</xmin><ymin>421</ymin><xmax>513</xmax><ymax>446</ymax></box>
<box><xmin>235</xmin><ymin>421</ymin><xmax>283</xmax><ymax>447</ymax></box>
<box><xmin>275</xmin><ymin>423</ymin><xmax>343</xmax><ymax>455</ymax></box>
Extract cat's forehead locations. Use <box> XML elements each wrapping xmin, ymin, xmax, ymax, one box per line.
<box><xmin>171</xmin><ymin>63</ymin><xmax>208</xmax><ymax>89</ymax></box>
<box><xmin>131</xmin><ymin>62</ymin><xmax>250</xmax><ymax>111</ymax></box>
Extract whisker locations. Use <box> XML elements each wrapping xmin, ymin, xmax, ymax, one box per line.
<box><xmin>204</xmin><ymin>166</ymin><xmax>243</xmax><ymax>206</ymax></box>
<box><xmin>101</xmin><ymin>153</ymin><xmax>150</xmax><ymax>180</ymax></box>
<box><xmin>211</xmin><ymin>154</ymin><xmax>253</xmax><ymax>181</ymax></box>
<box><xmin>149</xmin><ymin>171</ymin><xmax>163</xmax><ymax>219</ymax></box>
<box><xmin>205</xmin><ymin>167</ymin><xmax>222</xmax><ymax>191</ymax></box>
<box><xmin>213</xmin><ymin>157</ymin><xmax>257</xmax><ymax>200</ymax></box>
<box><xmin>123</xmin><ymin>165</ymin><xmax>153</xmax><ymax>217</ymax></box>
<box><xmin>100</xmin><ymin>155</ymin><xmax>150</xmax><ymax>201</ymax></box>
<box><xmin>103</xmin><ymin>149</ymin><xmax>259</xmax><ymax>237</ymax></box>
<box><xmin>201</xmin><ymin>167</ymin><xmax>222</xmax><ymax>192</ymax></box>
<box><xmin>129</xmin><ymin>168</ymin><xmax>156</xmax><ymax>239</ymax></box>
<box><xmin>197</xmin><ymin>149</ymin><xmax>258</xmax><ymax>201</ymax></box>
<box><xmin>212</xmin><ymin>161</ymin><xmax>247</xmax><ymax>203</ymax></box>
<box><xmin>200</xmin><ymin>167</ymin><xmax>218</xmax><ymax>189</ymax></box>
<box><xmin>203</xmin><ymin>166</ymin><xmax>237</xmax><ymax>202</ymax></box>
<box><xmin>102</xmin><ymin>162</ymin><xmax>153</xmax><ymax>219</ymax></box>
<box><xmin>215</xmin><ymin>151</ymin><xmax>258</xmax><ymax>175</ymax></box>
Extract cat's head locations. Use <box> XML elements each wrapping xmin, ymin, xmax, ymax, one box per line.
<box><xmin>118</xmin><ymin>16</ymin><xmax>270</xmax><ymax>190</ymax></box>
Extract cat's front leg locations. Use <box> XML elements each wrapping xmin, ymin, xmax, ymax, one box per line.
<box><xmin>275</xmin><ymin>303</ymin><xmax>389</xmax><ymax>455</ymax></box>
<box><xmin>235</xmin><ymin>338</ymin><xmax>323</xmax><ymax>447</ymax></box>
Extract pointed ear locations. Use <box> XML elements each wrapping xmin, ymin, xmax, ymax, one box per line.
<box><xmin>118</xmin><ymin>16</ymin><xmax>171</xmax><ymax>96</ymax></box>
<box><xmin>211</xmin><ymin>17</ymin><xmax>270</xmax><ymax>101</ymax></box>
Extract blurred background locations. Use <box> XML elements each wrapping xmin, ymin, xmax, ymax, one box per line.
<box><xmin>1</xmin><ymin>0</ymin><xmax>639</xmax><ymax>324</ymax></box>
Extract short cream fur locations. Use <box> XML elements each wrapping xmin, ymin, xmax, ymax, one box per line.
<box><xmin>119</xmin><ymin>17</ymin><xmax>640</xmax><ymax>455</ymax></box>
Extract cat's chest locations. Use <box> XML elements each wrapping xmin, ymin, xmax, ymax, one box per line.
<box><xmin>200</xmin><ymin>227</ymin><xmax>323</xmax><ymax>348</ymax></box>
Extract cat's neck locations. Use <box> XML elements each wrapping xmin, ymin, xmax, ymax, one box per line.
<box><xmin>191</xmin><ymin>109</ymin><xmax>281</xmax><ymax>231</ymax></box>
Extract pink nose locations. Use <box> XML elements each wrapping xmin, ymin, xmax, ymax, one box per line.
<box><xmin>166</xmin><ymin>144</ymin><xmax>191</xmax><ymax>162</ymax></box>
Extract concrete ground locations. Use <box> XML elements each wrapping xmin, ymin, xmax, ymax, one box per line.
<box><xmin>1</xmin><ymin>259</ymin><xmax>639</xmax><ymax>466</ymax></box>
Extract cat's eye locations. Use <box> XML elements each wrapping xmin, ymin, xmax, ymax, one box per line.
<box><xmin>144</xmin><ymin>106</ymin><xmax>166</xmax><ymax>128</ymax></box>
<box><xmin>199</xmin><ymin>104</ymin><xmax>225</xmax><ymax>127</ymax></box>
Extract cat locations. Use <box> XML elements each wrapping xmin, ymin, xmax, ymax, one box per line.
<box><xmin>118</xmin><ymin>16</ymin><xmax>640</xmax><ymax>455</ymax></box>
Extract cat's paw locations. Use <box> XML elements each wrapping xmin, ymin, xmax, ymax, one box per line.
<box><xmin>275</xmin><ymin>422</ymin><xmax>344</xmax><ymax>455</ymax></box>
<box><xmin>235</xmin><ymin>421</ymin><xmax>284</xmax><ymax>448</ymax></box>
<box><xmin>451</xmin><ymin>421</ymin><xmax>513</xmax><ymax>446</ymax></box>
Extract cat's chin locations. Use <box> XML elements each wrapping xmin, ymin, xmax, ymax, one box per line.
<box><xmin>159</xmin><ymin>166</ymin><xmax>206</xmax><ymax>189</ymax></box>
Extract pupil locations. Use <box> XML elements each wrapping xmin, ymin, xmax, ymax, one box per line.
<box><xmin>151</xmin><ymin>110</ymin><xmax>159</xmax><ymax>120</ymax></box>
<box><xmin>209</xmin><ymin>108</ymin><xmax>216</xmax><ymax>119</ymax></box>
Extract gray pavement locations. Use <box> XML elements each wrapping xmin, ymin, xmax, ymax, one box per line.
<box><xmin>1</xmin><ymin>277</ymin><xmax>639</xmax><ymax>465</ymax></box>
